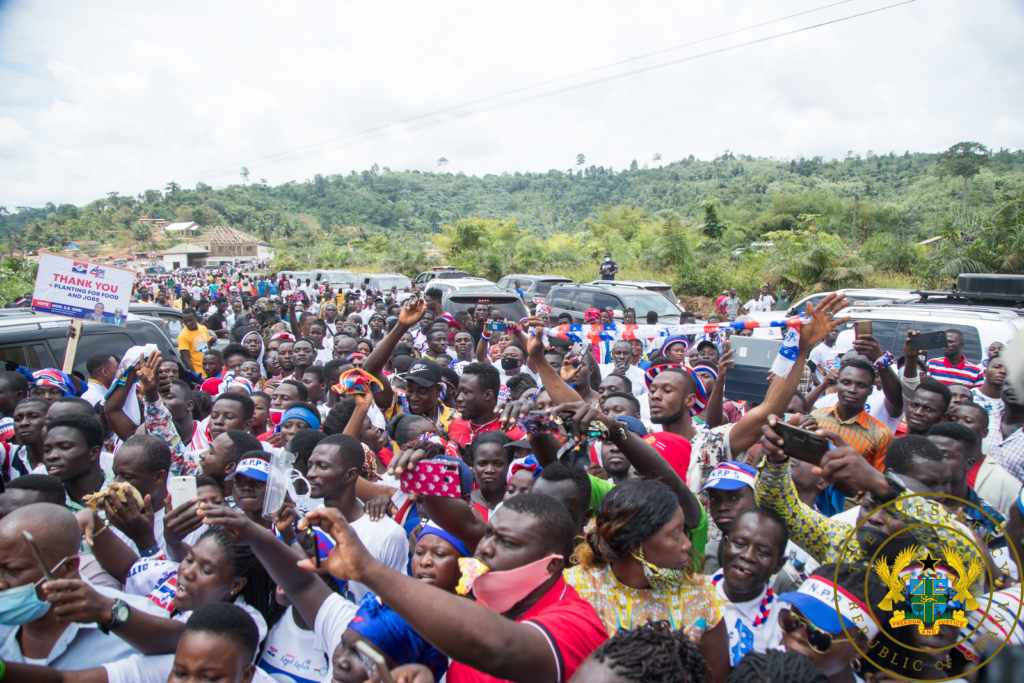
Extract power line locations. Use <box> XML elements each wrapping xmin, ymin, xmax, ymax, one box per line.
<box><xmin>64</xmin><ymin>0</ymin><xmax>917</xmax><ymax>203</ymax></box>
<box><xmin>185</xmin><ymin>0</ymin><xmax>918</xmax><ymax>181</ymax></box>
<box><xmin>151</xmin><ymin>0</ymin><xmax>864</xmax><ymax>187</ymax></box>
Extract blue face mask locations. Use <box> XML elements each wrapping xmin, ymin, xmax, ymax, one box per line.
<box><xmin>0</xmin><ymin>582</ymin><xmax>51</xmax><ymax>626</ymax></box>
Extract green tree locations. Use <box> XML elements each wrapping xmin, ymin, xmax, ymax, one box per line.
<box><xmin>576</xmin><ymin>154</ymin><xmax>585</xmax><ymax>167</ymax></box>
<box><xmin>701</xmin><ymin>199</ymin><xmax>725</xmax><ymax>240</ymax></box>
<box><xmin>936</xmin><ymin>142</ymin><xmax>990</xmax><ymax>213</ymax></box>
<box><xmin>240</xmin><ymin>167</ymin><xmax>250</xmax><ymax>184</ymax></box>
<box><xmin>437</xmin><ymin>158</ymin><xmax>448</xmax><ymax>172</ymax></box>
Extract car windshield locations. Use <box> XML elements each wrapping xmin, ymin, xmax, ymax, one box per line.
<box><xmin>455</xmin><ymin>283</ymin><xmax>501</xmax><ymax>292</ymax></box>
<box><xmin>619</xmin><ymin>292</ymin><xmax>680</xmax><ymax>316</ymax></box>
<box><xmin>376</xmin><ymin>276</ymin><xmax>410</xmax><ymax>289</ymax></box>
<box><xmin>327</xmin><ymin>273</ymin><xmax>354</xmax><ymax>285</ymax></box>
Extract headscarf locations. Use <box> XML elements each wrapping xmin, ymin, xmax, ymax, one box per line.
<box><xmin>417</xmin><ymin>521</ymin><xmax>470</xmax><ymax>557</ymax></box>
<box><xmin>583</xmin><ymin>308</ymin><xmax>601</xmax><ymax>323</ymax></box>
<box><xmin>241</xmin><ymin>330</ymin><xmax>267</xmax><ymax>378</ymax></box>
<box><xmin>32</xmin><ymin>369</ymin><xmax>75</xmax><ymax>397</ymax></box>
<box><xmin>350</xmin><ymin>593</ymin><xmax>449</xmax><ymax>679</ymax></box>
<box><xmin>281</xmin><ymin>405</ymin><xmax>321</xmax><ymax>431</ymax></box>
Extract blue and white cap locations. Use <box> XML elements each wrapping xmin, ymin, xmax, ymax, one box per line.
<box><xmin>700</xmin><ymin>462</ymin><xmax>757</xmax><ymax>492</ymax></box>
<box><xmin>229</xmin><ymin>456</ymin><xmax>270</xmax><ymax>482</ymax></box>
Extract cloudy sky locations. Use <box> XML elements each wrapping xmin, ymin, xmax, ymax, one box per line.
<box><xmin>1</xmin><ymin>0</ymin><xmax>1021</xmax><ymax>208</ymax></box>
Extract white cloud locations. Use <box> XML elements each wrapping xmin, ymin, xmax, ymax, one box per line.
<box><xmin>0</xmin><ymin>0</ymin><xmax>1022</xmax><ymax>207</ymax></box>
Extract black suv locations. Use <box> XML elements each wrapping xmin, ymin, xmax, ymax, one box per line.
<box><xmin>545</xmin><ymin>283</ymin><xmax>683</xmax><ymax>324</ymax></box>
<box><xmin>496</xmin><ymin>274</ymin><xmax>573</xmax><ymax>305</ymax></box>
<box><xmin>0</xmin><ymin>313</ymin><xmax>179</xmax><ymax>377</ymax></box>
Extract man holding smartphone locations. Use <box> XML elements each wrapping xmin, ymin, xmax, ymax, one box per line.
<box><xmin>925</xmin><ymin>328</ymin><xmax>985</xmax><ymax>388</ymax></box>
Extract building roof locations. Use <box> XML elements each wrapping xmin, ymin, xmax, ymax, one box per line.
<box><xmin>165</xmin><ymin>222</ymin><xmax>200</xmax><ymax>232</ymax></box>
<box><xmin>193</xmin><ymin>225</ymin><xmax>261</xmax><ymax>246</ymax></box>
<box><xmin>162</xmin><ymin>243</ymin><xmax>211</xmax><ymax>255</ymax></box>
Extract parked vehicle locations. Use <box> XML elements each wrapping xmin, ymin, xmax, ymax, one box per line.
<box><xmin>497</xmin><ymin>274</ymin><xmax>573</xmax><ymax>305</ymax></box>
<box><xmin>353</xmin><ymin>273</ymin><xmax>412</xmax><ymax>291</ymax></box>
<box><xmin>128</xmin><ymin>304</ymin><xmax>186</xmax><ymax>345</ymax></box>
<box><xmin>279</xmin><ymin>271</ymin><xmax>313</xmax><ymax>286</ymax></box>
<box><xmin>312</xmin><ymin>269</ymin><xmax>357</xmax><ymax>290</ymax></box>
<box><xmin>441</xmin><ymin>291</ymin><xmax>529</xmax><ymax>322</ymax></box>
<box><xmin>834</xmin><ymin>305</ymin><xmax>1021</xmax><ymax>364</ymax></box>
<box><xmin>545</xmin><ymin>282</ymin><xmax>683</xmax><ymax>324</ymax></box>
<box><xmin>424</xmin><ymin>278</ymin><xmax>502</xmax><ymax>296</ymax></box>
<box><xmin>144</xmin><ymin>265</ymin><xmax>167</xmax><ymax>276</ymax></box>
<box><xmin>585</xmin><ymin>279</ymin><xmax>678</xmax><ymax>304</ymax></box>
<box><xmin>415</xmin><ymin>267</ymin><xmax>471</xmax><ymax>285</ymax></box>
<box><xmin>0</xmin><ymin>313</ymin><xmax>179</xmax><ymax>378</ymax></box>
<box><xmin>786</xmin><ymin>289</ymin><xmax>919</xmax><ymax>316</ymax></box>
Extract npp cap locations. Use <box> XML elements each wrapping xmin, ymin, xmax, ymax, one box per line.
<box><xmin>700</xmin><ymin>462</ymin><xmax>757</xmax><ymax>492</ymax></box>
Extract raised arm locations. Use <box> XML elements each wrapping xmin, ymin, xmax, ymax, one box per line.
<box><xmin>703</xmin><ymin>342</ymin><xmax>733</xmax><ymax>429</ymax></box>
<box><xmin>728</xmin><ymin>294</ymin><xmax>850</xmax><ymax>454</ymax></box>
<box><xmin>524</xmin><ymin>323</ymin><xmax>583</xmax><ymax>405</ymax></box>
<box><xmin>102</xmin><ymin>365</ymin><xmax>141</xmax><ymax>441</ymax></box>
<box><xmin>852</xmin><ymin>334</ymin><xmax>903</xmax><ymax>417</ymax></box>
<box><xmin>300</xmin><ymin>508</ymin><xmax>563</xmax><ymax>682</ymax></box>
<box><xmin>199</xmin><ymin>504</ymin><xmax>335</xmax><ymax>630</ymax></box>
<box><xmin>553</xmin><ymin>401</ymin><xmax>703</xmax><ymax>530</ymax></box>
<box><xmin>362</xmin><ymin>298</ymin><xmax>426</xmax><ymax>410</ymax></box>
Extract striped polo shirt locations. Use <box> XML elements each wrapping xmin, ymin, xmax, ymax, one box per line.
<box><xmin>811</xmin><ymin>405</ymin><xmax>894</xmax><ymax>471</ymax></box>
<box><xmin>926</xmin><ymin>356</ymin><xmax>984</xmax><ymax>388</ymax></box>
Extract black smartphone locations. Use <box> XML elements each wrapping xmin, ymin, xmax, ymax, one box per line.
<box><xmin>774</xmin><ymin>422</ymin><xmax>829</xmax><ymax>467</ymax></box>
<box><xmin>910</xmin><ymin>330</ymin><xmax>948</xmax><ymax>352</ymax></box>
<box><xmin>487</xmin><ymin>321</ymin><xmax>507</xmax><ymax>333</ymax></box>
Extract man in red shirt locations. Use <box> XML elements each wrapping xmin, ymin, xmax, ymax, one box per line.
<box><xmin>304</xmin><ymin>493</ymin><xmax>608</xmax><ymax>683</ymax></box>
<box><xmin>448</xmin><ymin>362</ymin><xmax>505</xmax><ymax>446</ymax></box>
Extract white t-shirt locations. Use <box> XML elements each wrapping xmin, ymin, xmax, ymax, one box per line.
<box><xmin>712</xmin><ymin>571</ymin><xmax>785</xmax><ymax>666</ymax></box>
<box><xmin>313</xmin><ymin>593</ymin><xmax>360</xmax><ymax>683</ymax></box>
<box><xmin>497</xmin><ymin>365</ymin><xmax>539</xmax><ymax>404</ymax></box>
<box><xmin>814</xmin><ymin>387</ymin><xmax>903</xmax><ymax>434</ymax></box>
<box><xmin>598</xmin><ymin>363</ymin><xmax>648</xmax><ymax>397</ymax></box>
<box><xmin>744</xmin><ymin>296</ymin><xmax>775</xmax><ymax>314</ymax></box>
<box><xmin>808</xmin><ymin>343</ymin><xmax>841</xmax><ymax>382</ymax></box>
<box><xmin>971</xmin><ymin>390</ymin><xmax>1004</xmax><ymax>455</ymax></box>
<box><xmin>259</xmin><ymin>606</ymin><xmax>329</xmax><ymax>683</ymax></box>
<box><xmin>347</xmin><ymin>510</ymin><xmax>410</xmax><ymax>601</ymax></box>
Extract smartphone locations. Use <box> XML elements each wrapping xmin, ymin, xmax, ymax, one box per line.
<box><xmin>399</xmin><ymin>461</ymin><xmax>462</xmax><ymax>497</ymax></box>
<box><xmin>168</xmin><ymin>476</ymin><xmax>199</xmax><ymax>510</ymax></box>
<box><xmin>487</xmin><ymin>321</ymin><xmax>507</xmax><ymax>333</ymax></box>
<box><xmin>355</xmin><ymin>641</ymin><xmax>394</xmax><ymax>683</ymax></box>
<box><xmin>854</xmin><ymin>321</ymin><xmax>872</xmax><ymax>338</ymax></box>
<box><xmin>517</xmin><ymin>411</ymin><xmax>562</xmax><ymax>436</ymax></box>
<box><xmin>910</xmin><ymin>330</ymin><xmax>948</xmax><ymax>352</ymax></box>
<box><xmin>774</xmin><ymin>422</ymin><xmax>830</xmax><ymax>467</ymax></box>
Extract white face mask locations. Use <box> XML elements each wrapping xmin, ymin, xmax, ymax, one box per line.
<box><xmin>605</xmin><ymin>257</ymin><xmax>611</xmax><ymax>262</ymax></box>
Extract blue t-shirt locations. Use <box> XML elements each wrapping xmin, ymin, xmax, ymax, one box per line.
<box><xmin>257</xmin><ymin>281</ymin><xmax>267</xmax><ymax>296</ymax></box>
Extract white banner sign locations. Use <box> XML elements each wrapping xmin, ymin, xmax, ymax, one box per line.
<box><xmin>31</xmin><ymin>252</ymin><xmax>133</xmax><ymax>326</ymax></box>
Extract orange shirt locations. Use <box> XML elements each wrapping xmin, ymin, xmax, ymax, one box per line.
<box><xmin>811</xmin><ymin>404</ymin><xmax>894</xmax><ymax>471</ymax></box>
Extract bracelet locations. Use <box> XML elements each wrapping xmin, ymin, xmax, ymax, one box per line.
<box><xmin>873</xmin><ymin>351</ymin><xmax>895</xmax><ymax>370</ymax></box>
<box><xmin>93</xmin><ymin>521</ymin><xmax>111</xmax><ymax>539</ymax></box>
<box><xmin>608</xmin><ymin>425</ymin><xmax>627</xmax><ymax>442</ymax></box>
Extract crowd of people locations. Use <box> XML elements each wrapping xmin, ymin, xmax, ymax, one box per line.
<box><xmin>0</xmin><ymin>263</ymin><xmax>1020</xmax><ymax>683</ymax></box>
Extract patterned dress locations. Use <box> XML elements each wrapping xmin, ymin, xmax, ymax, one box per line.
<box><xmin>564</xmin><ymin>565</ymin><xmax>723</xmax><ymax>640</ymax></box>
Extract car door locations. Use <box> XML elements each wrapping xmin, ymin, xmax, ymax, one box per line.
<box><xmin>573</xmin><ymin>290</ymin><xmax>595</xmax><ymax>315</ymax></box>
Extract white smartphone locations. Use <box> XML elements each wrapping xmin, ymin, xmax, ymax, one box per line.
<box><xmin>168</xmin><ymin>476</ymin><xmax>198</xmax><ymax>510</ymax></box>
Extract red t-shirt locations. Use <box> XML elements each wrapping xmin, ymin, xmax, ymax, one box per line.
<box><xmin>641</xmin><ymin>431</ymin><xmax>692</xmax><ymax>482</ymax></box>
<box><xmin>448</xmin><ymin>417</ymin><xmax>525</xmax><ymax>447</ymax></box>
<box><xmin>446</xmin><ymin>577</ymin><xmax>608</xmax><ymax>683</ymax></box>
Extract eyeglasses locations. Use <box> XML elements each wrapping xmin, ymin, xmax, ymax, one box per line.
<box><xmin>779</xmin><ymin>608</ymin><xmax>851</xmax><ymax>654</ymax></box>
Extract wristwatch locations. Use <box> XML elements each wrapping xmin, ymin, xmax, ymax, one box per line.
<box><xmin>100</xmin><ymin>599</ymin><xmax>131</xmax><ymax>635</ymax></box>
<box><xmin>876</xmin><ymin>471</ymin><xmax>908</xmax><ymax>505</ymax></box>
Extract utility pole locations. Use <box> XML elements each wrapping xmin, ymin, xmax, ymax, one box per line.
<box><xmin>852</xmin><ymin>195</ymin><xmax>859</xmax><ymax>240</ymax></box>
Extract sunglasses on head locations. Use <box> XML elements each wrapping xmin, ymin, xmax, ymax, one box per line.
<box><xmin>779</xmin><ymin>608</ymin><xmax>851</xmax><ymax>654</ymax></box>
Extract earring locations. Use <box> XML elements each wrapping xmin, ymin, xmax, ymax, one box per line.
<box><xmin>850</xmin><ymin>658</ymin><xmax>862</xmax><ymax>673</ymax></box>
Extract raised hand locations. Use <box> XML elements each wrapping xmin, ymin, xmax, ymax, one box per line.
<box><xmin>525</xmin><ymin>323</ymin><xmax>547</xmax><ymax>360</ymax></box>
<box><xmin>798</xmin><ymin>293</ymin><xmax>851</xmax><ymax>352</ymax></box>
<box><xmin>162</xmin><ymin>494</ymin><xmax>203</xmax><ymax>546</ymax></box>
<box><xmin>398</xmin><ymin>298</ymin><xmax>426</xmax><ymax>328</ymax></box>
<box><xmin>135</xmin><ymin>350</ymin><xmax>163</xmax><ymax>400</ymax></box>
<box><xmin>718</xmin><ymin>341</ymin><xmax>735</xmax><ymax>375</ymax></box>
<box><xmin>296</xmin><ymin>507</ymin><xmax>374</xmax><ymax>581</ymax></box>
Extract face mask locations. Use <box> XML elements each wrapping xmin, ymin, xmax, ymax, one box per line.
<box><xmin>269</xmin><ymin>408</ymin><xmax>284</xmax><ymax>426</ymax></box>
<box><xmin>605</xmin><ymin>257</ymin><xmax>611</xmax><ymax>262</ymax></box>
<box><xmin>500</xmin><ymin>358</ymin><xmax>521</xmax><ymax>371</ymax></box>
<box><xmin>632</xmin><ymin>543</ymin><xmax>688</xmax><ymax>591</ymax></box>
<box><xmin>457</xmin><ymin>554</ymin><xmax>561</xmax><ymax>614</ymax></box>
<box><xmin>0</xmin><ymin>581</ymin><xmax>52</xmax><ymax>626</ymax></box>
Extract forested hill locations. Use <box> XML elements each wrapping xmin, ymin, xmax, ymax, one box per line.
<box><xmin>2</xmin><ymin>147</ymin><xmax>1023</xmax><ymax>252</ymax></box>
